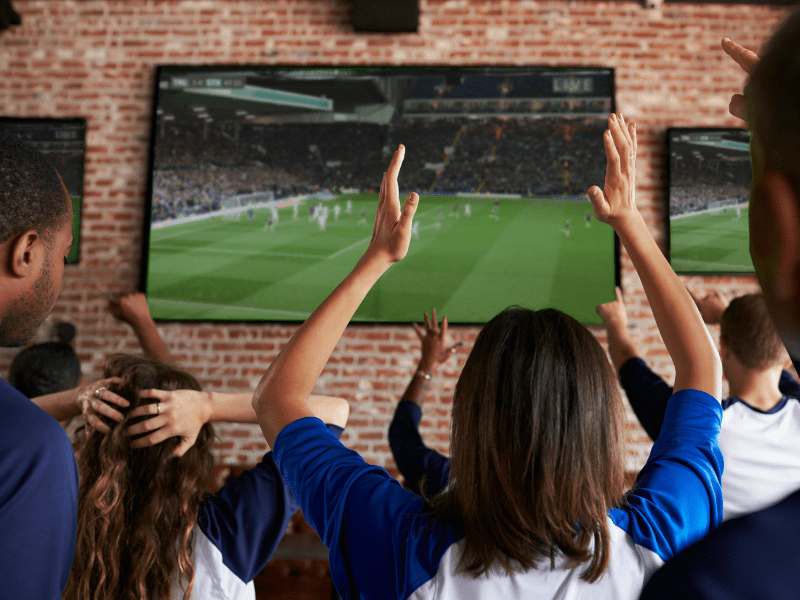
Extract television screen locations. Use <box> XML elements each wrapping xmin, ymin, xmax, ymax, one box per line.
<box><xmin>668</xmin><ymin>128</ymin><xmax>753</xmax><ymax>274</ymax></box>
<box><xmin>0</xmin><ymin>117</ymin><xmax>86</xmax><ymax>264</ymax></box>
<box><xmin>144</xmin><ymin>66</ymin><xmax>618</xmax><ymax>324</ymax></box>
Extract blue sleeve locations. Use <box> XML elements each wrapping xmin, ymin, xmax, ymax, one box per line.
<box><xmin>388</xmin><ymin>400</ymin><xmax>451</xmax><ymax>496</ymax></box>
<box><xmin>0</xmin><ymin>389</ymin><xmax>79</xmax><ymax>600</ymax></box>
<box><xmin>618</xmin><ymin>357</ymin><xmax>674</xmax><ymax>441</ymax></box>
<box><xmin>198</xmin><ymin>422</ymin><xmax>344</xmax><ymax>583</ymax></box>
<box><xmin>779</xmin><ymin>369</ymin><xmax>800</xmax><ymax>398</ymax></box>
<box><xmin>275</xmin><ymin>418</ymin><xmax>462</xmax><ymax>600</ymax></box>
<box><xmin>610</xmin><ymin>389</ymin><xmax>724</xmax><ymax>562</ymax></box>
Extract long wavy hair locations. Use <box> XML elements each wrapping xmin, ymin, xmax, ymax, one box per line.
<box><xmin>63</xmin><ymin>354</ymin><xmax>214</xmax><ymax>600</ymax></box>
<box><xmin>427</xmin><ymin>308</ymin><xmax>626</xmax><ymax>582</ymax></box>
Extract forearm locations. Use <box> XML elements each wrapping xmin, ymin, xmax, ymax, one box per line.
<box><xmin>209</xmin><ymin>392</ymin><xmax>350</xmax><ymax>428</ymax></box>
<box><xmin>30</xmin><ymin>388</ymin><xmax>80</xmax><ymax>421</ymax></box>
<box><xmin>129</xmin><ymin>317</ymin><xmax>175</xmax><ymax>367</ymax></box>
<box><xmin>616</xmin><ymin>214</ymin><xmax>721</xmax><ymax>398</ymax></box>
<box><xmin>606</xmin><ymin>325</ymin><xmax>640</xmax><ymax>372</ymax></box>
<box><xmin>253</xmin><ymin>256</ymin><xmax>388</xmax><ymax>446</ymax></box>
<box><xmin>400</xmin><ymin>359</ymin><xmax>437</xmax><ymax>408</ymax></box>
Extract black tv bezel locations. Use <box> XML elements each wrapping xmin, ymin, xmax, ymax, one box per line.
<box><xmin>666</xmin><ymin>126</ymin><xmax>754</xmax><ymax>276</ymax></box>
<box><xmin>141</xmin><ymin>64</ymin><xmax>621</xmax><ymax>325</ymax></box>
<box><xmin>0</xmin><ymin>116</ymin><xmax>86</xmax><ymax>265</ymax></box>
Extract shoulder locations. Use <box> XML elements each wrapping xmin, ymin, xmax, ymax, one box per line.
<box><xmin>186</xmin><ymin>526</ymin><xmax>257</xmax><ymax>600</ymax></box>
<box><xmin>0</xmin><ymin>379</ymin><xmax>77</xmax><ymax>481</ymax></box>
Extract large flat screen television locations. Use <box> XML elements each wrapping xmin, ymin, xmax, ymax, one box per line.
<box><xmin>143</xmin><ymin>66</ymin><xmax>618</xmax><ymax>324</ymax></box>
<box><xmin>668</xmin><ymin>127</ymin><xmax>753</xmax><ymax>274</ymax></box>
<box><xmin>0</xmin><ymin>117</ymin><xmax>86</xmax><ymax>264</ymax></box>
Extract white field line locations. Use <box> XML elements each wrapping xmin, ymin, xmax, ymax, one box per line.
<box><xmin>151</xmin><ymin>224</ymin><xmax>220</xmax><ymax>242</ymax></box>
<box><xmin>150</xmin><ymin>244</ymin><xmax>324</xmax><ymax>260</ymax></box>
<box><xmin>148</xmin><ymin>297</ymin><xmax>311</xmax><ymax>318</ymax></box>
<box><xmin>672</xmin><ymin>257</ymin><xmax>752</xmax><ymax>270</ymax></box>
<box><xmin>327</xmin><ymin>237</ymin><xmax>370</xmax><ymax>259</ymax></box>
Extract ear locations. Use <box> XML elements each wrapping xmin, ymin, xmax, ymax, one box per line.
<box><xmin>753</xmin><ymin>170</ymin><xmax>800</xmax><ymax>302</ymax></box>
<box><xmin>719</xmin><ymin>335</ymin><xmax>730</xmax><ymax>359</ymax></box>
<box><xmin>8</xmin><ymin>230</ymin><xmax>41</xmax><ymax>278</ymax></box>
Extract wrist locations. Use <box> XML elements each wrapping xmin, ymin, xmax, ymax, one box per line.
<box><xmin>414</xmin><ymin>368</ymin><xmax>432</xmax><ymax>380</ymax></box>
<box><xmin>203</xmin><ymin>391</ymin><xmax>216</xmax><ymax>423</ymax></box>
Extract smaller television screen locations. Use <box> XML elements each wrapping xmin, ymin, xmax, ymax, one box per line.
<box><xmin>668</xmin><ymin>128</ymin><xmax>753</xmax><ymax>274</ymax></box>
<box><xmin>0</xmin><ymin>117</ymin><xmax>86</xmax><ymax>264</ymax></box>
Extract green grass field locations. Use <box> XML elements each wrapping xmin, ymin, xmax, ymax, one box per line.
<box><xmin>670</xmin><ymin>206</ymin><xmax>753</xmax><ymax>273</ymax></box>
<box><xmin>146</xmin><ymin>194</ymin><xmax>616</xmax><ymax>324</ymax></box>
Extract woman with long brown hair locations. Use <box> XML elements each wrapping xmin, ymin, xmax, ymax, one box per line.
<box><xmin>50</xmin><ymin>353</ymin><xmax>348</xmax><ymax>600</ymax></box>
<box><xmin>249</xmin><ymin>116</ymin><xmax>724</xmax><ymax>600</ymax></box>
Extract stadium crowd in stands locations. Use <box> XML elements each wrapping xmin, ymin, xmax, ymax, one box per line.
<box><xmin>151</xmin><ymin>116</ymin><xmax>608</xmax><ymax>221</ymax></box>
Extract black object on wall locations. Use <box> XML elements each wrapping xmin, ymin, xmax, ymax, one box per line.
<box><xmin>0</xmin><ymin>0</ymin><xmax>20</xmax><ymax>31</ymax></box>
<box><xmin>353</xmin><ymin>0</ymin><xmax>419</xmax><ymax>33</ymax></box>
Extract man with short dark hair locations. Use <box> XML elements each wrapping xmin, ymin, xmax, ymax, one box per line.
<box><xmin>639</xmin><ymin>8</ymin><xmax>800</xmax><ymax>598</ymax></box>
<box><xmin>598</xmin><ymin>287</ymin><xmax>800</xmax><ymax>521</ymax></box>
<box><xmin>0</xmin><ymin>131</ymin><xmax>79</xmax><ymax>598</ymax></box>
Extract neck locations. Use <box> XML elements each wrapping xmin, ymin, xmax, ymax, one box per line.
<box><xmin>727</xmin><ymin>365</ymin><xmax>784</xmax><ymax>412</ymax></box>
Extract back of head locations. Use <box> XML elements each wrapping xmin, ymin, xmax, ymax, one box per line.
<box><xmin>749</xmin><ymin>5</ymin><xmax>800</xmax><ymax>197</ymax></box>
<box><xmin>65</xmin><ymin>354</ymin><xmax>213</xmax><ymax>600</ymax></box>
<box><xmin>721</xmin><ymin>293</ymin><xmax>785</xmax><ymax>370</ymax></box>
<box><xmin>430</xmin><ymin>307</ymin><xmax>625</xmax><ymax>582</ymax></box>
<box><xmin>8</xmin><ymin>341</ymin><xmax>81</xmax><ymax>397</ymax></box>
<box><xmin>0</xmin><ymin>131</ymin><xmax>69</xmax><ymax>244</ymax></box>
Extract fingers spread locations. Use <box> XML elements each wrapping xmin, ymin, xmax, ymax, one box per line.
<box><xmin>129</xmin><ymin>429</ymin><xmax>168</xmax><ymax>449</ymax></box>
<box><xmin>588</xmin><ymin>186</ymin><xmax>608</xmax><ymax>221</ymax></box>
<box><xmin>608</xmin><ymin>114</ymin><xmax>630</xmax><ymax>166</ymax></box>
<box><xmin>387</xmin><ymin>144</ymin><xmax>406</xmax><ymax>181</ymax></box>
<box><xmin>88</xmin><ymin>414</ymin><xmax>111</xmax><ymax>435</ymax></box>
<box><xmin>125</xmin><ymin>416</ymin><xmax>164</xmax><ymax>437</ymax></box>
<box><xmin>126</xmin><ymin>402</ymin><xmax>159</xmax><ymax>420</ymax></box>
<box><xmin>398</xmin><ymin>192</ymin><xmax>418</xmax><ymax>230</ymax></box>
<box><xmin>603</xmin><ymin>129</ymin><xmax>620</xmax><ymax>181</ymax></box>
<box><xmin>93</xmin><ymin>400</ymin><xmax>125</xmax><ymax>422</ymax></box>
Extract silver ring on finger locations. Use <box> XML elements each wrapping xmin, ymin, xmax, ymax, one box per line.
<box><xmin>95</xmin><ymin>387</ymin><xmax>107</xmax><ymax>400</ymax></box>
<box><xmin>156</xmin><ymin>402</ymin><xmax>160</xmax><ymax>415</ymax></box>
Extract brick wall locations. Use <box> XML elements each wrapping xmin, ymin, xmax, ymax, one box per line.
<box><xmin>0</xmin><ymin>0</ymin><xmax>790</xmax><ymax>472</ymax></box>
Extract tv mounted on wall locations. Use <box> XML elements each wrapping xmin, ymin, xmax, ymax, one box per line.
<box><xmin>667</xmin><ymin>127</ymin><xmax>753</xmax><ymax>274</ymax></box>
<box><xmin>143</xmin><ymin>66</ymin><xmax>618</xmax><ymax>324</ymax></box>
<box><xmin>0</xmin><ymin>117</ymin><xmax>86</xmax><ymax>264</ymax></box>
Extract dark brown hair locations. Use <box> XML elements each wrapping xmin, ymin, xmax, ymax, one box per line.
<box><xmin>428</xmin><ymin>307</ymin><xmax>626</xmax><ymax>582</ymax></box>
<box><xmin>749</xmin><ymin>5</ymin><xmax>800</xmax><ymax>197</ymax></box>
<box><xmin>721</xmin><ymin>293</ymin><xmax>784</xmax><ymax>369</ymax></box>
<box><xmin>64</xmin><ymin>354</ymin><xmax>214</xmax><ymax>600</ymax></box>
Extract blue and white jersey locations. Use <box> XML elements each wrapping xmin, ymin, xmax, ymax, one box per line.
<box><xmin>169</xmin><ymin>424</ymin><xmax>344</xmax><ymax>599</ymax></box>
<box><xmin>275</xmin><ymin>389</ymin><xmax>722</xmax><ymax>600</ymax></box>
<box><xmin>718</xmin><ymin>396</ymin><xmax>800</xmax><ymax>519</ymax></box>
<box><xmin>620</xmin><ymin>357</ymin><xmax>800</xmax><ymax>520</ymax></box>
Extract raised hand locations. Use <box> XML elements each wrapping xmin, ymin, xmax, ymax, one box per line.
<box><xmin>361</xmin><ymin>145</ymin><xmax>419</xmax><ymax>268</ymax></box>
<box><xmin>588</xmin><ymin>113</ymin><xmax>638</xmax><ymax>227</ymax></box>
<box><xmin>109</xmin><ymin>292</ymin><xmax>152</xmax><ymax>326</ymax></box>
<box><xmin>413</xmin><ymin>309</ymin><xmax>459</xmax><ymax>371</ymax></box>
<box><xmin>687</xmin><ymin>288</ymin><xmax>730</xmax><ymax>325</ymax></box>
<box><xmin>125</xmin><ymin>388</ymin><xmax>213</xmax><ymax>457</ymax></box>
<box><xmin>596</xmin><ymin>286</ymin><xmax>628</xmax><ymax>332</ymax></box>
<box><xmin>721</xmin><ymin>38</ymin><xmax>759</xmax><ymax>123</ymax></box>
<box><xmin>80</xmin><ymin>378</ymin><xmax>127</xmax><ymax>435</ymax></box>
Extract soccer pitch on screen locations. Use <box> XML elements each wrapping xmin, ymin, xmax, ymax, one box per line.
<box><xmin>669</xmin><ymin>205</ymin><xmax>753</xmax><ymax>274</ymax></box>
<box><xmin>145</xmin><ymin>195</ymin><xmax>616</xmax><ymax>324</ymax></box>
